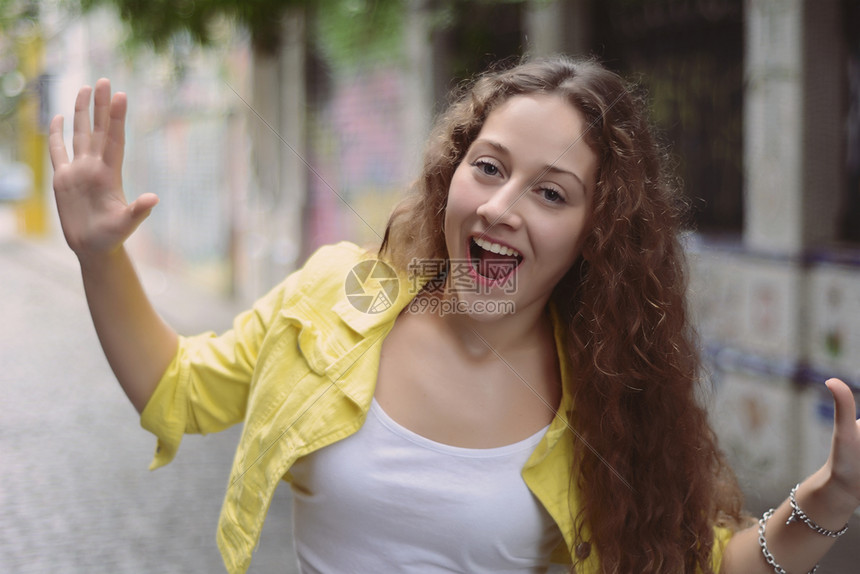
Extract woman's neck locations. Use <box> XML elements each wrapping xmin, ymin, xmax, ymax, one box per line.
<box><xmin>431</xmin><ymin>291</ymin><xmax>554</xmax><ymax>361</ymax></box>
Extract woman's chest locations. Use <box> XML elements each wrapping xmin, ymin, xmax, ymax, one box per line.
<box><xmin>373</xmin><ymin>312</ymin><xmax>561</xmax><ymax>449</ymax></box>
<box><xmin>289</xmin><ymin>396</ymin><xmax>562</xmax><ymax>573</ymax></box>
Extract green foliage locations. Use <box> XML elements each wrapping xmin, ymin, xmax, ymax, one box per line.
<box><xmin>78</xmin><ymin>0</ymin><xmax>307</xmax><ymax>53</ymax></box>
<box><xmin>433</xmin><ymin>0</ymin><xmax>526</xmax><ymax>87</ymax></box>
<box><xmin>0</xmin><ymin>0</ymin><xmax>40</xmax><ymax>125</ymax></box>
<box><xmin>77</xmin><ymin>0</ymin><xmax>405</xmax><ymax>59</ymax></box>
<box><xmin>313</xmin><ymin>0</ymin><xmax>404</xmax><ymax>72</ymax></box>
<box><xmin>68</xmin><ymin>0</ymin><xmax>536</xmax><ymax>76</ymax></box>
<box><xmin>0</xmin><ymin>0</ymin><xmax>38</xmax><ymax>34</ymax></box>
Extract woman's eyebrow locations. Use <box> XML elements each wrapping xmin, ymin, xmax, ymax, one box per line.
<box><xmin>473</xmin><ymin>138</ymin><xmax>509</xmax><ymax>154</ymax></box>
<box><xmin>542</xmin><ymin>164</ymin><xmax>585</xmax><ymax>187</ymax></box>
<box><xmin>473</xmin><ymin>138</ymin><xmax>587</xmax><ymax>190</ymax></box>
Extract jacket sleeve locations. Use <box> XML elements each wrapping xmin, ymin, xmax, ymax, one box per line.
<box><xmin>139</xmin><ymin>266</ymin><xmax>304</xmax><ymax>470</ymax></box>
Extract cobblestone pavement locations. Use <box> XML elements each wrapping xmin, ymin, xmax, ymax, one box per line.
<box><xmin>3</xmin><ymin>234</ymin><xmax>859</xmax><ymax>573</ymax></box>
<box><xmin>0</xmin><ymin>236</ymin><xmax>298</xmax><ymax>574</ymax></box>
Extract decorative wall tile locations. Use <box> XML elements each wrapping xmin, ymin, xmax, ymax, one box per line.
<box><xmin>690</xmin><ymin>251</ymin><xmax>801</xmax><ymax>360</ymax></box>
<box><xmin>808</xmin><ymin>265</ymin><xmax>860</xmax><ymax>381</ymax></box>
<box><xmin>689</xmin><ymin>251</ymin><xmax>744</xmax><ymax>344</ymax></box>
<box><xmin>709</xmin><ymin>371</ymin><xmax>799</xmax><ymax>493</ymax></box>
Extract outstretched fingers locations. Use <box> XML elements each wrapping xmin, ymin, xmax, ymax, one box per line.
<box><xmin>90</xmin><ymin>78</ymin><xmax>112</xmax><ymax>154</ymax></box>
<box><xmin>72</xmin><ymin>85</ymin><xmax>93</xmax><ymax>159</ymax></box>
<box><xmin>65</xmin><ymin>80</ymin><xmax>126</xmax><ymax>169</ymax></box>
<box><xmin>48</xmin><ymin>115</ymin><xmax>69</xmax><ymax>169</ymax></box>
<box><xmin>102</xmin><ymin>91</ymin><xmax>127</xmax><ymax>170</ymax></box>
<box><xmin>52</xmin><ymin>78</ymin><xmax>146</xmax><ymax>256</ymax></box>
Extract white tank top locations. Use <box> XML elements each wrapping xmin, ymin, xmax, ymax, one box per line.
<box><xmin>288</xmin><ymin>398</ymin><xmax>563</xmax><ymax>573</ymax></box>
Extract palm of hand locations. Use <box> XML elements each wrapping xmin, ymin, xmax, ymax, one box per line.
<box><xmin>49</xmin><ymin>78</ymin><xmax>157</xmax><ymax>256</ymax></box>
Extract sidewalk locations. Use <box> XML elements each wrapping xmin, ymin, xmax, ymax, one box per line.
<box><xmin>0</xmin><ymin>233</ymin><xmax>298</xmax><ymax>574</ymax></box>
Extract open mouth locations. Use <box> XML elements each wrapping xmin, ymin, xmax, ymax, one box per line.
<box><xmin>468</xmin><ymin>236</ymin><xmax>523</xmax><ymax>283</ymax></box>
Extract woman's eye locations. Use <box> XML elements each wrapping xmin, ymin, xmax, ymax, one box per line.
<box><xmin>541</xmin><ymin>187</ymin><xmax>565</xmax><ymax>203</ymax></box>
<box><xmin>473</xmin><ymin>159</ymin><xmax>501</xmax><ymax>177</ymax></box>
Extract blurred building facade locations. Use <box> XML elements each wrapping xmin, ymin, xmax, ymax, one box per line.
<box><xmin>15</xmin><ymin>0</ymin><xmax>860</xmax><ymax>506</ymax></box>
<box><xmin>687</xmin><ymin>0</ymin><xmax>857</xmax><ymax>500</ymax></box>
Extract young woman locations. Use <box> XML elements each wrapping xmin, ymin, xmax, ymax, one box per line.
<box><xmin>50</xmin><ymin>56</ymin><xmax>860</xmax><ymax>574</ymax></box>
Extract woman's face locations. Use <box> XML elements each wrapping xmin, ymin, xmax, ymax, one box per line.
<box><xmin>443</xmin><ymin>93</ymin><xmax>598</xmax><ymax>317</ymax></box>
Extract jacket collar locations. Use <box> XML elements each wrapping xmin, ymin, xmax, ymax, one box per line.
<box><xmin>329</xmin><ymin>266</ymin><xmax>574</xmax><ymax>455</ymax></box>
<box><xmin>330</xmin><ymin>254</ymin><xmax>427</xmax><ymax>335</ymax></box>
<box><xmin>320</xmin><ymin>253</ymin><xmax>574</xmax><ymax>455</ymax></box>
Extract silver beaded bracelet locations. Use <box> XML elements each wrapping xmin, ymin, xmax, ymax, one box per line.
<box><xmin>787</xmin><ymin>483</ymin><xmax>850</xmax><ymax>538</ymax></box>
<box><xmin>758</xmin><ymin>508</ymin><xmax>818</xmax><ymax>574</ymax></box>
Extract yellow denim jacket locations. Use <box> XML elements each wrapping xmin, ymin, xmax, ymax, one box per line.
<box><xmin>140</xmin><ymin>242</ymin><xmax>731</xmax><ymax>574</ymax></box>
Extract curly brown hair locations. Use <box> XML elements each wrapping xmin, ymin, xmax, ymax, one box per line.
<box><xmin>379</xmin><ymin>55</ymin><xmax>747</xmax><ymax>573</ymax></box>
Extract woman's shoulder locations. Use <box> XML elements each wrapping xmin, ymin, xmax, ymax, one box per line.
<box><xmin>284</xmin><ymin>241</ymin><xmax>390</xmax><ymax>299</ymax></box>
<box><xmin>305</xmin><ymin>240</ymin><xmax>372</xmax><ymax>262</ymax></box>
<box><xmin>298</xmin><ymin>240</ymin><xmax>383</xmax><ymax>278</ymax></box>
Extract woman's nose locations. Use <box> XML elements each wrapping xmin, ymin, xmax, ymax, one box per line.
<box><xmin>475</xmin><ymin>184</ymin><xmax>524</xmax><ymax>229</ymax></box>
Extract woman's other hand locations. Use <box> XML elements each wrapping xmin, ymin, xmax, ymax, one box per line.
<box><xmin>824</xmin><ymin>378</ymin><xmax>860</xmax><ymax>511</ymax></box>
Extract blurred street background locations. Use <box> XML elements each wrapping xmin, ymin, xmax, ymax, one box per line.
<box><xmin>0</xmin><ymin>230</ymin><xmax>298</xmax><ymax>573</ymax></box>
<box><xmin>2</xmin><ymin>0</ymin><xmax>860</xmax><ymax>572</ymax></box>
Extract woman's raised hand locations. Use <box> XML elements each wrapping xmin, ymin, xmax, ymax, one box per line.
<box><xmin>49</xmin><ymin>78</ymin><xmax>158</xmax><ymax>259</ymax></box>
<box><xmin>824</xmin><ymin>378</ymin><xmax>860</xmax><ymax>510</ymax></box>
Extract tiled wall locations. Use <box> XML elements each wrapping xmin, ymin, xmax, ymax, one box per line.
<box><xmin>690</xmin><ymin>245</ymin><xmax>860</xmax><ymax>496</ymax></box>
<box><xmin>807</xmin><ymin>262</ymin><xmax>860</xmax><ymax>382</ymax></box>
<box><xmin>690</xmin><ymin>247</ymin><xmax>802</xmax><ymax>362</ymax></box>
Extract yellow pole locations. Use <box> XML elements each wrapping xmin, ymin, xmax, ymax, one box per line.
<box><xmin>15</xmin><ymin>29</ymin><xmax>46</xmax><ymax>235</ymax></box>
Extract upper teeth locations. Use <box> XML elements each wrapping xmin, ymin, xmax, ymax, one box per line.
<box><xmin>473</xmin><ymin>237</ymin><xmax>521</xmax><ymax>258</ymax></box>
